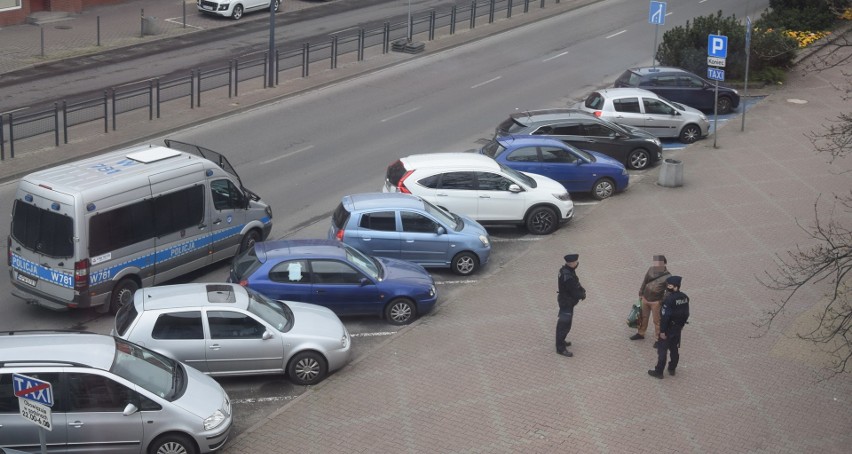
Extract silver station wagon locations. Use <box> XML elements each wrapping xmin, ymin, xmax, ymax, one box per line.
<box><xmin>114</xmin><ymin>283</ymin><xmax>352</xmax><ymax>386</ymax></box>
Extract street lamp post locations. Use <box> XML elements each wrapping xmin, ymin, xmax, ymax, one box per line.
<box><xmin>268</xmin><ymin>0</ymin><xmax>278</xmax><ymax>87</ymax></box>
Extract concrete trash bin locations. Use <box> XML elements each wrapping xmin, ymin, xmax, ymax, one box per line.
<box><xmin>658</xmin><ymin>158</ymin><xmax>683</xmax><ymax>187</ymax></box>
<box><xmin>142</xmin><ymin>16</ymin><xmax>160</xmax><ymax>36</ymax></box>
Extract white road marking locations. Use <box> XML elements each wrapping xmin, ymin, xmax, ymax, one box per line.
<box><xmin>331</xmin><ymin>27</ymin><xmax>358</xmax><ymax>35</ymax></box>
<box><xmin>666</xmin><ymin>12</ymin><xmax>674</xmax><ymax>16</ymax></box>
<box><xmin>164</xmin><ymin>18</ymin><xmax>205</xmax><ymax>30</ymax></box>
<box><xmin>434</xmin><ymin>279</ymin><xmax>478</xmax><ymax>285</ymax></box>
<box><xmin>380</xmin><ymin>106</ymin><xmax>422</xmax><ymax>122</ymax></box>
<box><xmin>232</xmin><ymin>395</ymin><xmax>299</xmax><ymax>405</ymax></box>
<box><xmin>573</xmin><ymin>202</ymin><xmax>599</xmax><ymax>206</ymax></box>
<box><xmin>350</xmin><ymin>331</ymin><xmax>397</xmax><ymax>338</ymax></box>
<box><xmin>490</xmin><ymin>237</ymin><xmax>543</xmax><ymax>243</ymax></box>
<box><xmin>259</xmin><ymin>145</ymin><xmax>315</xmax><ymax>165</ymax></box>
<box><xmin>471</xmin><ymin>76</ymin><xmax>502</xmax><ymax>89</ymax></box>
<box><xmin>543</xmin><ymin>51</ymin><xmax>569</xmax><ymax>62</ymax></box>
<box><xmin>606</xmin><ymin>30</ymin><xmax>627</xmax><ymax>39</ymax></box>
<box><xmin>699</xmin><ymin>0</ymin><xmax>708</xmax><ymax>3</ymax></box>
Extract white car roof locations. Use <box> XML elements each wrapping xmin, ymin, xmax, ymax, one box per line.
<box><xmin>401</xmin><ymin>152</ymin><xmax>500</xmax><ymax>171</ymax></box>
<box><xmin>595</xmin><ymin>87</ymin><xmax>660</xmax><ymax>99</ymax></box>
<box><xmin>137</xmin><ymin>283</ymin><xmax>250</xmax><ymax>312</ymax></box>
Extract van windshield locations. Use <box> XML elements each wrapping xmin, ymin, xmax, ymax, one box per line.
<box><xmin>111</xmin><ymin>338</ymin><xmax>182</xmax><ymax>401</ymax></box>
<box><xmin>11</xmin><ymin>200</ymin><xmax>74</xmax><ymax>258</ymax></box>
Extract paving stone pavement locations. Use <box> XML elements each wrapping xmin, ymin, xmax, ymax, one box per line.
<box><xmin>221</xmin><ymin>41</ymin><xmax>852</xmax><ymax>454</ymax></box>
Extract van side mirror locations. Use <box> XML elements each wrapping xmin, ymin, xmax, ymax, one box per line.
<box><xmin>508</xmin><ymin>184</ymin><xmax>522</xmax><ymax>193</ymax></box>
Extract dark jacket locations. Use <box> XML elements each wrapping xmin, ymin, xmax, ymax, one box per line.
<box><xmin>639</xmin><ymin>266</ymin><xmax>670</xmax><ymax>301</ymax></box>
<box><xmin>557</xmin><ymin>264</ymin><xmax>585</xmax><ymax>310</ymax></box>
<box><xmin>660</xmin><ymin>290</ymin><xmax>690</xmax><ymax>335</ymax></box>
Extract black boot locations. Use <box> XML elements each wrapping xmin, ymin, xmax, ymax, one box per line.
<box><xmin>647</xmin><ymin>369</ymin><xmax>664</xmax><ymax>379</ymax></box>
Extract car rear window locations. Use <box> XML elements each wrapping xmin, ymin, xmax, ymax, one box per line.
<box><xmin>584</xmin><ymin>92</ymin><xmax>605</xmax><ymax>110</ymax></box>
<box><xmin>386</xmin><ymin>160</ymin><xmax>408</xmax><ymax>187</ymax></box>
<box><xmin>331</xmin><ymin>203</ymin><xmax>351</xmax><ymax>230</ymax></box>
<box><xmin>11</xmin><ymin>200</ymin><xmax>75</xmax><ymax>258</ymax></box>
<box><xmin>498</xmin><ymin>117</ymin><xmax>526</xmax><ymax>135</ymax></box>
<box><xmin>114</xmin><ymin>303</ymin><xmax>140</xmax><ymax>336</ymax></box>
<box><xmin>231</xmin><ymin>247</ymin><xmax>262</xmax><ymax>282</ymax></box>
<box><xmin>615</xmin><ymin>70</ymin><xmax>641</xmax><ymax>87</ymax></box>
<box><xmin>480</xmin><ymin>139</ymin><xmax>507</xmax><ymax>158</ymax></box>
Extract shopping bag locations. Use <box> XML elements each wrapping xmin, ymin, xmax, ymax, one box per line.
<box><xmin>626</xmin><ymin>299</ymin><xmax>641</xmax><ymax>328</ymax></box>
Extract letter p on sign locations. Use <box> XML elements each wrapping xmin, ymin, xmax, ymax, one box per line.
<box><xmin>708</xmin><ymin>34</ymin><xmax>728</xmax><ymax>58</ymax></box>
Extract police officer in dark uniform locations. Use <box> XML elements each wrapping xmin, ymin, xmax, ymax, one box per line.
<box><xmin>556</xmin><ymin>254</ymin><xmax>585</xmax><ymax>357</ymax></box>
<box><xmin>648</xmin><ymin>275</ymin><xmax>689</xmax><ymax>378</ymax></box>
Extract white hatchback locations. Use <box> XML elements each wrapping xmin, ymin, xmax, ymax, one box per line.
<box><xmin>197</xmin><ymin>0</ymin><xmax>279</xmax><ymax>20</ymax></box>
<box><xmin>383</xmin><ymin>153</ymin><xmax>574</xmax><ymax>235</ymax></box>
<box><xmin>576</xmin><ymin>87</ymin><xmax>710</xmax><ymax>144</ymax></box>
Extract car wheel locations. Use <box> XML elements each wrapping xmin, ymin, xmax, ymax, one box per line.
<box><xmin>679</xmin><ymin>124</ymin><xmax>701</xmax><ymax>144</ymax></box>
<box><xmin>109</xmin><ymin>278</ymin><xmax>139</xmax><ymax>315</ymax></box>
<box><xmin>627</xmin><ymin>148</ymin><xmax>650</xmax><ymax>170</ymax></box>
<box><xmin>271</xmin><ymin>0</ymin><xmax>280</xmax><ymax>12</ymax></box>
<box><xmin>287</xmin><ymin>351</ymin><xmax>328</xmax><ymax>386</ymax></box>
<box><xmin>149</xmin><ymin>433</ymin><xmax>198</xmax><ymax>454</ymax></box>
<box><xmin>231</xmin><ymin>5</ymin><xmax>243</xmax><ymax>20</ymax></box>
<box><xmin>592</xmin><ymin>178</ymin><xmax>616</xmax><ymax>200</ymax></box>
<box><xmin>717</xmin><ymin>96</ymin><xmax>733</xmax><ymax>115</ymax></box>
<box><xmin>239</xmin><ymin>229</ymin><xmax>261</xmax><ymax>254</ymax></box>
<box><xmin>451</xmin><ymin>251</ymin><xmax>479</xmax><ymax>276</ymax></box>
<box><xmin>525</xmin><ymin>206</ymin><xmax>558</xmax><ymax>235</ymax></box>
<box><xmin>385</xmin><ymin>298</ymin><xmax>416</xmax><ymax>325</ymax></box>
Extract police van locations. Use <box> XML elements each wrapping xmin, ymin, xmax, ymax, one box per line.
<box><xmin>8</xmin><ymin>140</ymin><xmax>273</xmax><ymax>314</ymax></box>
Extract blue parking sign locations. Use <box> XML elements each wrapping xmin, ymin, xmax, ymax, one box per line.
<box><xmin>649</xmin><ymin>1</ymin><xmax>666</xmax><ymax>25</ymax></box>
<box><xmin>708</xmin><ymin>34</ymin><xmax>728</xmax><ymax>58</ymax></box>
<box><xmin>707</xmin><ymin>68</ymin><xmax>725</xmax><ymax>81</ymax></box>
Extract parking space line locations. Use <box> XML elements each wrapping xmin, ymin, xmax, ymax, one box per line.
<box><xmin>232</xmin><ymin>395</ymin><xmax>299</xmax><ymax>404</ymax></box>
<box><xmin>543</xmin><ymin>51</ymin><xmax>569</xmax><ymax>62</ymax></box>
<box><xmin>573</xmin><ymin>201</ymin><xmax>599</xmax><ymax>206</ymax></box>
<box><xmin>381</xmin><ymin>106</ymin><xmax>421</xmax><ymax>122</ymax></box>
<box><xmin>489</xmin><ymin>237</ymin><xmax>543</xmax><ymax>243</ymax></box>
<box><xmin>434</xmin><ymin>279</ymin><xmax>477</xmax><ymax>285</ymax></box>
<box><xmin>259</xmin><ymin>145</ymin><xmax>314</xmax><ymax>165</ymax></box>
<box><xmin>471</xmin><ymin>76</ymin><xmax>501</xmax><ymax>89</ymax></box>
<box><xmin>163</xmin><ymin>18</ymin><xmax>205</xmax><ymax>30</ymax></box>
<box><xmin>606</xmin><ymin>30</ymin><xmax>627</xmax><ymax>39</ymax></box>
<box><xmin>350</xmin><ymin>331</ymin><xmax>397</xmax><ymax>338</ymax></box>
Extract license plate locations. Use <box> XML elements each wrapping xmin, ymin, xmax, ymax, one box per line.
<box><xmin>202</xmin><ymin>5</ymin><xmax>213</xmax><ymax>10</ymax></box>
<box><xmin>16</xmin><ymin>272</ymin><xmax>37</xmax><ymax>287</ymax></box>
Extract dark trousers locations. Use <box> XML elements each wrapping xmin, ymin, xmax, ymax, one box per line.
<box><xmin>654</xmin><ymin>329</ymin><xmax>682</xmax><ymax>372</ymax></box>
<box><xmin>555</xmin><ymin>308</ymin><xmax>573</xmax><ymax>352</ymax></box>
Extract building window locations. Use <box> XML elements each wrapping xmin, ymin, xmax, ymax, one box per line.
<box><xmin>0</xmin><ymin>0</ymin><xmax>22</xmax><ymax>11</ymax></box>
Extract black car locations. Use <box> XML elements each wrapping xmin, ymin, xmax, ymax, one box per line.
<box><xmin>494</xmin><ymin>108</ymin><xmax>663</xmax><ymax>170</ymax></box>
<box><xmin>614</xmin><ymin>66</ymin><xmax>740</xmax><ymax>114</ymax></box>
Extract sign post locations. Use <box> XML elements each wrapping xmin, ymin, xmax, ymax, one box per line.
<box><xmin>742</xmin><ymin>16</ymin><xmax>752</xmax><ymax>131</ymax></box>
<box><xmin>707</xmin><ymin>33</ymin><xmax>728</xmax><ymax>148</ymax></box>
<box><xmin>13</xmin><ymin>373</ymin><xmax>53</xmax><ymax>454</ymax></box>
<box><xmin>648</xmin><ymin>2</ymin><xmax>666</xmax><ymax>68</ymax></box>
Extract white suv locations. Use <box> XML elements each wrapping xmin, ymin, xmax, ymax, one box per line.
<box><xmin>197</xmin><ymin>0</ymin><xmax>279</xmax><ymax>20</ymax></box>
<box><xmin>383</xmin><ymin>153</ymin><xmax>574</xmax><ymax>235</ymax></box>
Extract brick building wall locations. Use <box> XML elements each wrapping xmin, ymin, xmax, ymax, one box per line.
<box><xmin>0</xmin><ymin>0</ymin><xmax>125</xmax><ymax>26</ymax></box>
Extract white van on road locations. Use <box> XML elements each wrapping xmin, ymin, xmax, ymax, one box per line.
<box><xmin>8</xmin><ymin>140</ymin><xmax>273</xmax><ymax>314</ymax></box>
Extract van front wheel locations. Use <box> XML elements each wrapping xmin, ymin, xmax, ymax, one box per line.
<box><xmin>239</xmin><ymin>229</ymin><xmax>261</xmax><ymax>254</ymax></box>
<box><xmin>109</xmin><ymin>279</ymin><xmax>139</xmax><ymax>315</ymax></box>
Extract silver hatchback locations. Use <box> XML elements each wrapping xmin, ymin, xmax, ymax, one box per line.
<box><xmin>577</xmin><ymin>87</ymin><xmax>710</xmax><ymax>143</ymax></box>
<box><xmin>0</xmin><ymin>331</ymin><xmax>232</xmax><ymax>453</ymax></box>
<box><xmin>114</xmin><ymin>283</ymin><xmax>352</xmax><ymax>386</ymax></box>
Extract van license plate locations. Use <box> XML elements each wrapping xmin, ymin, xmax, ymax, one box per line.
<box><xmin>16</xmin><ymin>273</ymin><xmax>37</xmax><ymax>287</ymax></box>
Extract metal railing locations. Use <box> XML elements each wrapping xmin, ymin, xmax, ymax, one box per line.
<box><xmin>0</xmin><ymin>0</ymin><xmax>556</xmax><ymax>160</ymax></box>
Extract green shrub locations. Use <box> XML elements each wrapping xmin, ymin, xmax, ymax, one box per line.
<box><xmin>749</xmin><ymin>27</ymin><xmax>798</xmax><ymax>71</ymax></box>
<box><xmin>656</xmin><ymin>11</ymin><xmax>746</xmax><ymax>79</ymax></box>
<box><xmin>756</xmin><ymin>0</ymin><xmax>849</xmax><ymax>31</ymax></box>
<box><xmin>753</xmin><ymin>66</ymin><xmax>787</xmax><ymax>84</ymax></box>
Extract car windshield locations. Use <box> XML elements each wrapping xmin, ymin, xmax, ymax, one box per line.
<box><xmin>480</xmin><ymin>139</ymin><xmax>507</xmax><ymax>159</ymax></box>
<box><xmin>658</xmin><ymin>95</ymin><xmax>685</xmax><ymax>111</ymax></box>
<box><xmin>422</xmin><ymin>199</ymin><xmax>462</xmax><ymax>231</ymax></box>
<box><xmin>245</xmin><ymin>287</ymin><xmax>294</xmax><ymax>332</ymax></box>
<box><xmin>569</xmin><ymin>144</ymin><xmax>594</xmax><ymax>161</ymax></box>
<box><xmin>111</xmin><ymin>338</ymin><xmax>182</xmax><ymax>401</ymax></box>
<box><xmin>498</xmin><ymin>162</ymin><xmax>536</xmax><ymax>188</ymax></box>
<box><xmin>596</xmin><ymin>117</ymin><xmax>631</xmax><ymax>135</ymax></box>
<box><xmin>343</xmin><ymin>244</ymin><xmax>381</xmax><ymax>280</ymax></box>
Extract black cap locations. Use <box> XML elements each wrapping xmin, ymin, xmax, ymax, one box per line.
<box><xmin>666</xmin><ymin>275</ymin><xmax>682</xmax><ymax>287</ymax></box>
<box><xmin>564</xmin><ymin>254</ymin><xmax>579</xmax><ymax>263</ymax></box>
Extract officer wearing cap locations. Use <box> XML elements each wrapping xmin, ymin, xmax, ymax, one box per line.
<box><xmin>556</xmin><ymin>254</ymin><xmax>585</xmax><ymax>357</ymax></box>
<box><xmin>648</xmin><ymin>275</ymin><xmax>690</xmax><ymax>378</ymax></box>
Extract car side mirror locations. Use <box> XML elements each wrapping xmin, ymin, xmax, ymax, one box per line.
<box><xmin>359</xmin><ymin>277</ymin><xmax>371</xmax><ymax>287</ymax></box>
<box><xmin>436</xmin><ymin>226</ymin><xmax>446</xmax><ymax>235</ymax></box>
<box><xmin>123</xmin><ymin>403</ymin><xmax>139</xmax><ymax>416</ymax></box>
<box><xmin>262</xmin><ymin>331</ymin><xmax>274</xmax><ymax>340</ymax></box>
<box><xmin>508</xmin><ymin>184</ymin><xmax>522</xmax><ymax>193</ymax></box>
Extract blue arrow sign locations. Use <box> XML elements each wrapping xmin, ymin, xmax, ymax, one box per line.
<box><xmin>707</xmin><ymin>68</ymin><xmax>725</xmax><ymax>81</ymax></box>
<box><xmin>12</xmin><ymin>373</ymin><xmax>53</xmax><ymax>407</ymax></box>
<box><xmin>649</xmin><ymin>1</ymin><xmax>666</xmax><ymax>25</ymax></box>
<box><xmin>708</xmin><ymin>34</ymin><xmax>728</xmax><ymax>58</ymax></box>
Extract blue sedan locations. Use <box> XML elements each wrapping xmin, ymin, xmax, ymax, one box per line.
<box><xmin>229</xmin><ymin>239</ymin><xmax>438</xmax><ymax>325</ymax></box>
<box><xmin>480</xmin><ymin>135</ymin><xmax>630</xmax><ymax>200</ymax></box>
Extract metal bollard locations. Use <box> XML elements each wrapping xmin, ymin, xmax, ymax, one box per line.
<box><xmin>657</xmin><ymin>159</ymin><xmax>684</xmax><ymax>187</ymax></box>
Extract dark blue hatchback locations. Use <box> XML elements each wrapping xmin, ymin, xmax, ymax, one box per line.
<box><xmin>229</xmin><ymin>239</ymin><xmax>437</xmax><ymax>325</ymax></box>
<box><xmin>480</xmin><ymin>135</ymin><xmax>629</xmax><ymax>200</ymax></box>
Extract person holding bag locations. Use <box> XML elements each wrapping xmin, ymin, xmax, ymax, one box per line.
<box><xmin>630</xmin><ymin>255</ymin><xmax>670</xmax><ymax>347</ymax></box>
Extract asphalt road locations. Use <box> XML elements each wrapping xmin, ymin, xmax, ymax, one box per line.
<box><xmin>0</xmin><ymin>0</ymin><xmax>770</xmax><ymax>438</ymax></box>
